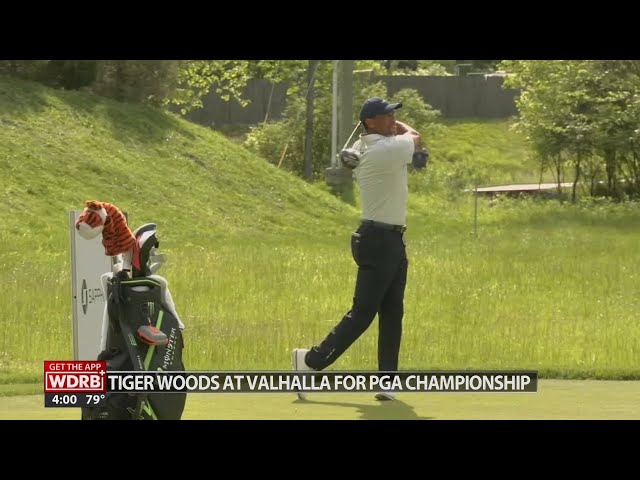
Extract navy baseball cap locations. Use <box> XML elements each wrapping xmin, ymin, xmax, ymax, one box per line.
<box><xmin>359</xmin><ymin>97</ymin><xmax>403</xmax><ymax>123</ymax></box>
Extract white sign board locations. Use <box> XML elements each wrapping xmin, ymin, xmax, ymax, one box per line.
<box><xmin>69</xmin><ymin>211</ymin><xmax>113</xmax><ymax>360</ymax></box>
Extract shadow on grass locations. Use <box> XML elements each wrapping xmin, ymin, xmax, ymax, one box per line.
<box><xmin>293</xmin><ymin>397</ymin><xmax>433</xmax><ymax>420</ymax></box>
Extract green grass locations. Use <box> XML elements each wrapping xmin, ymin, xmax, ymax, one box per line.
<box><xmin>2</xmin><ymin>380</ymin><xmax>640</xmax><ymax>419</ymax></box>
<box><xmin>404</xmin><ymin>194</ymin><xmax>640</xmax><ymax>379</ymax></box>
<box><xmin>0</xmin><ymin>383</ymin><xmax>42</xmax><ymax>396</ymax></box>
<box><xmin>2</xmin><ymin>75</ymin><xmax>640</xmax><ymax>390</ymax></box>
<box><xmin>0</xmin><ymin>74</ymin><xmax>357</xmax><ymax>378</ymax></box>
<box><xmin>0</xmin><ymin>76</ymin><xmax>357</xmax><ymax>253</ymax></box>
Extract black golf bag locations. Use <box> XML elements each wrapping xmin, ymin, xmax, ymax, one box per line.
<box><xmin>81</xmin><ymin>224</ymin><xmax>187</xmax><ymax>420</ymax></box>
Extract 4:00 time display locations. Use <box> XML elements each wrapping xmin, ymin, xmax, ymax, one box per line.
<box><xmin>44</xmin><ymin>393</ymin><xmax>106</xmax><ymax>408</ymax></box>
<box><xmin>50</xmin><ymin>394</ymin><xmax>78</xmax><ymax>405</ymax></box>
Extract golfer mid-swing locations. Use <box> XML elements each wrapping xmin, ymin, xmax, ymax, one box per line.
<box><xmin>292</xmin><ymin>97</ymin><xmax>421</xmax><ymax>401</ymax></box>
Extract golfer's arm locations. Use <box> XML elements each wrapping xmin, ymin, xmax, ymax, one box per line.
<box><xmin>395</xmin><ymin>121</ymin><xmax>421</xmax><ymax>151</ymax></box>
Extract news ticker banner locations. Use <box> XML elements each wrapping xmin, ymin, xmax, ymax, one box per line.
<box><xmin>44</xmin><ymin>361</ymin><xmax>538</xmax><ymax>408</ymax></box>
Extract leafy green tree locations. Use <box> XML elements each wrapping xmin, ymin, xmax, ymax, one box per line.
<box><xmin>383</xmin><ymin>60</ymin><xmax>454</xmax><ymax>76</ymax></box>
<box><xmin>0</xmin><ymin>60</ymin><xmax>53</xmax><ymax>82</ymax></box>
<box><xmin>244</xmin><ymin>74</ymin><xmax>441</xmax><ymax>179</ymax></box>
<box><xmin>501</xmin><ymin>60</ymin><xmax>640</xmax><ymax>200</ymax></box>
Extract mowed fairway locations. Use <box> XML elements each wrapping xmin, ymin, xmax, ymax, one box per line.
<box><xmin>2</xmin><ymin>380</ymin><xmax>639</xmax><ymax>420</ymax></box>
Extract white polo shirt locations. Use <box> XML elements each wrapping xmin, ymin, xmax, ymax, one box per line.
<box><xmin>352</xmin><ymin>133</ymin><xmax>415</xmax><ymax>226</ymax></box>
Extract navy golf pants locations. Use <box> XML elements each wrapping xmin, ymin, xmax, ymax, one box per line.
<box><xmin>305</xmin><ymin>222</ymin><xmax>408</xmax><ymax>372</ymax></box>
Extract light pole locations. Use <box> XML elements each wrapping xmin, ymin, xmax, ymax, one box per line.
<box><xmin>325</xmin><ymin>60</ymin><xmax>354</xmax><ymax>191</ymax></box>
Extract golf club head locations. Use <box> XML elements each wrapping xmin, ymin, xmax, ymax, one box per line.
<box><xmin>339</xmin><ymin>148</ymin><xmax>361</xmax><ymax>169</ymax></box>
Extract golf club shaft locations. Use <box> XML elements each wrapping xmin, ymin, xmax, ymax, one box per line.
<box><xmin>342</xmin><ymin>122</ymin><xmax>362</xmax><ymax>150</ymax></box>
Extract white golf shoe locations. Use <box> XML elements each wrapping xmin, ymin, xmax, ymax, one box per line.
<box><xmin>291</xmin><ymin>348</ymin><xmax>312</xmax><ymax>400</ymax></box>
<box><xmin>374</xmin><ymin>391</ymin><xmax>396</xmax><ymax>401</ymax></box>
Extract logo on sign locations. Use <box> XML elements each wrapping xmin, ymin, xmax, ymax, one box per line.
<box><xmin>81</xmin><ymin>278</ymin><xmax>104</xmax><ymax>315</ymax></box>
<box><xmin>81</xmin><ymin>279</ymin><xmax>88</xmax><ymax>314</ymax></box>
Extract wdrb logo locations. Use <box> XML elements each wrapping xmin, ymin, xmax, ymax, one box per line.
<box><xmin>44</xmin><ymin>361</ymin><xmax>106</xmax><ymax>393</ymax></box>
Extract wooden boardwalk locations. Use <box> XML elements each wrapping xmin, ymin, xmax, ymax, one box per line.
<box><xmin>469</xmin><ymin>182</ymin><xmax>573</xmax><ymax>196</ymax></box>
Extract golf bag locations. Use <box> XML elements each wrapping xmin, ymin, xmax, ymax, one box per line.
<box><xmin>81</xmin><ymin>224</ymin><xmax>187</xmax><ymax>420</ymax></box>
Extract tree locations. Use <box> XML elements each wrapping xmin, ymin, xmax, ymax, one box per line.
<box><xmin>383</xmin><ymin>60</ymin><xmax>454</xmax><ymax>76</ymax></box>
<box><xmin>166</xmin><ymin>61</ymin><xmax>252</xmax><ymax>114</ymax></box>
<box><xmin>501</xmin><ymin>60</ymin><xmax>640</xmax><ymax>200</ymax></box>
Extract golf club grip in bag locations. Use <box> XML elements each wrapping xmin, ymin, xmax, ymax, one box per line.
<box><xmin>81</xmin><ymin>275</ymin><xmax>186</xmax><ymax>420</ymax></box>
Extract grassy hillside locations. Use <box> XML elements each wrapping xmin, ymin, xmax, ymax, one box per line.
<box><xmin>425</xmin><ymin>118</ymin><xmax>541</xmax><ymax>186</ymax></box>
<box><xmin>0</xmin><ymin>76</ymin><xmax>358</xmax><ymax>263</ymax></box>
<box><xmin>0</xmin><ymin>76</ymin><xmax>355</xmax><ymax>382</ymax></box>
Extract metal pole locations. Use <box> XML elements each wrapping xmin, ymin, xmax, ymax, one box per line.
<box><xmin>474</xmin><ymin>184</ymin><xmax>478</xmax><ymax>238</ymax></box>
<box><xmin>331</xmin><ymin>60</ymin><xmax>338</xmax><ymax>167</ymax></box>
<box><xmin>337</xmin><ymin>60</ymin><xmax>353</xmax><ymax>157</ymax></box>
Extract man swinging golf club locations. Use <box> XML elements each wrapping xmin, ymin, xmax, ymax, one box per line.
<box><xmin>292</xmin><ymin>97</ymin><xmax>422</xmax><ymax>401</ymax></box>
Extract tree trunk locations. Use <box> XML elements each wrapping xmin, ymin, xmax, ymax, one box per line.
<box><xmin>572</xmin><ymin>153</ymin><xmax>582</xmax><ymax>203</ymax></box>
<box><xmin>554</xmin><ymin>154</ymin><xmax>563</xmax><ymax>197</ymax></box>
<box><xmin>632</xmin><ymin>149</ymin><xmax>640</xmax><ymax>197</ymax></box>
<box><xmin>115</xmin><ymin>60</ymin><xmax>127</xmax><ymax>101</ymax></box>
<box><xmin>604</xmin><ymin>146</ymin><xmax>617</xmax><ymax>198</ymax></box>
